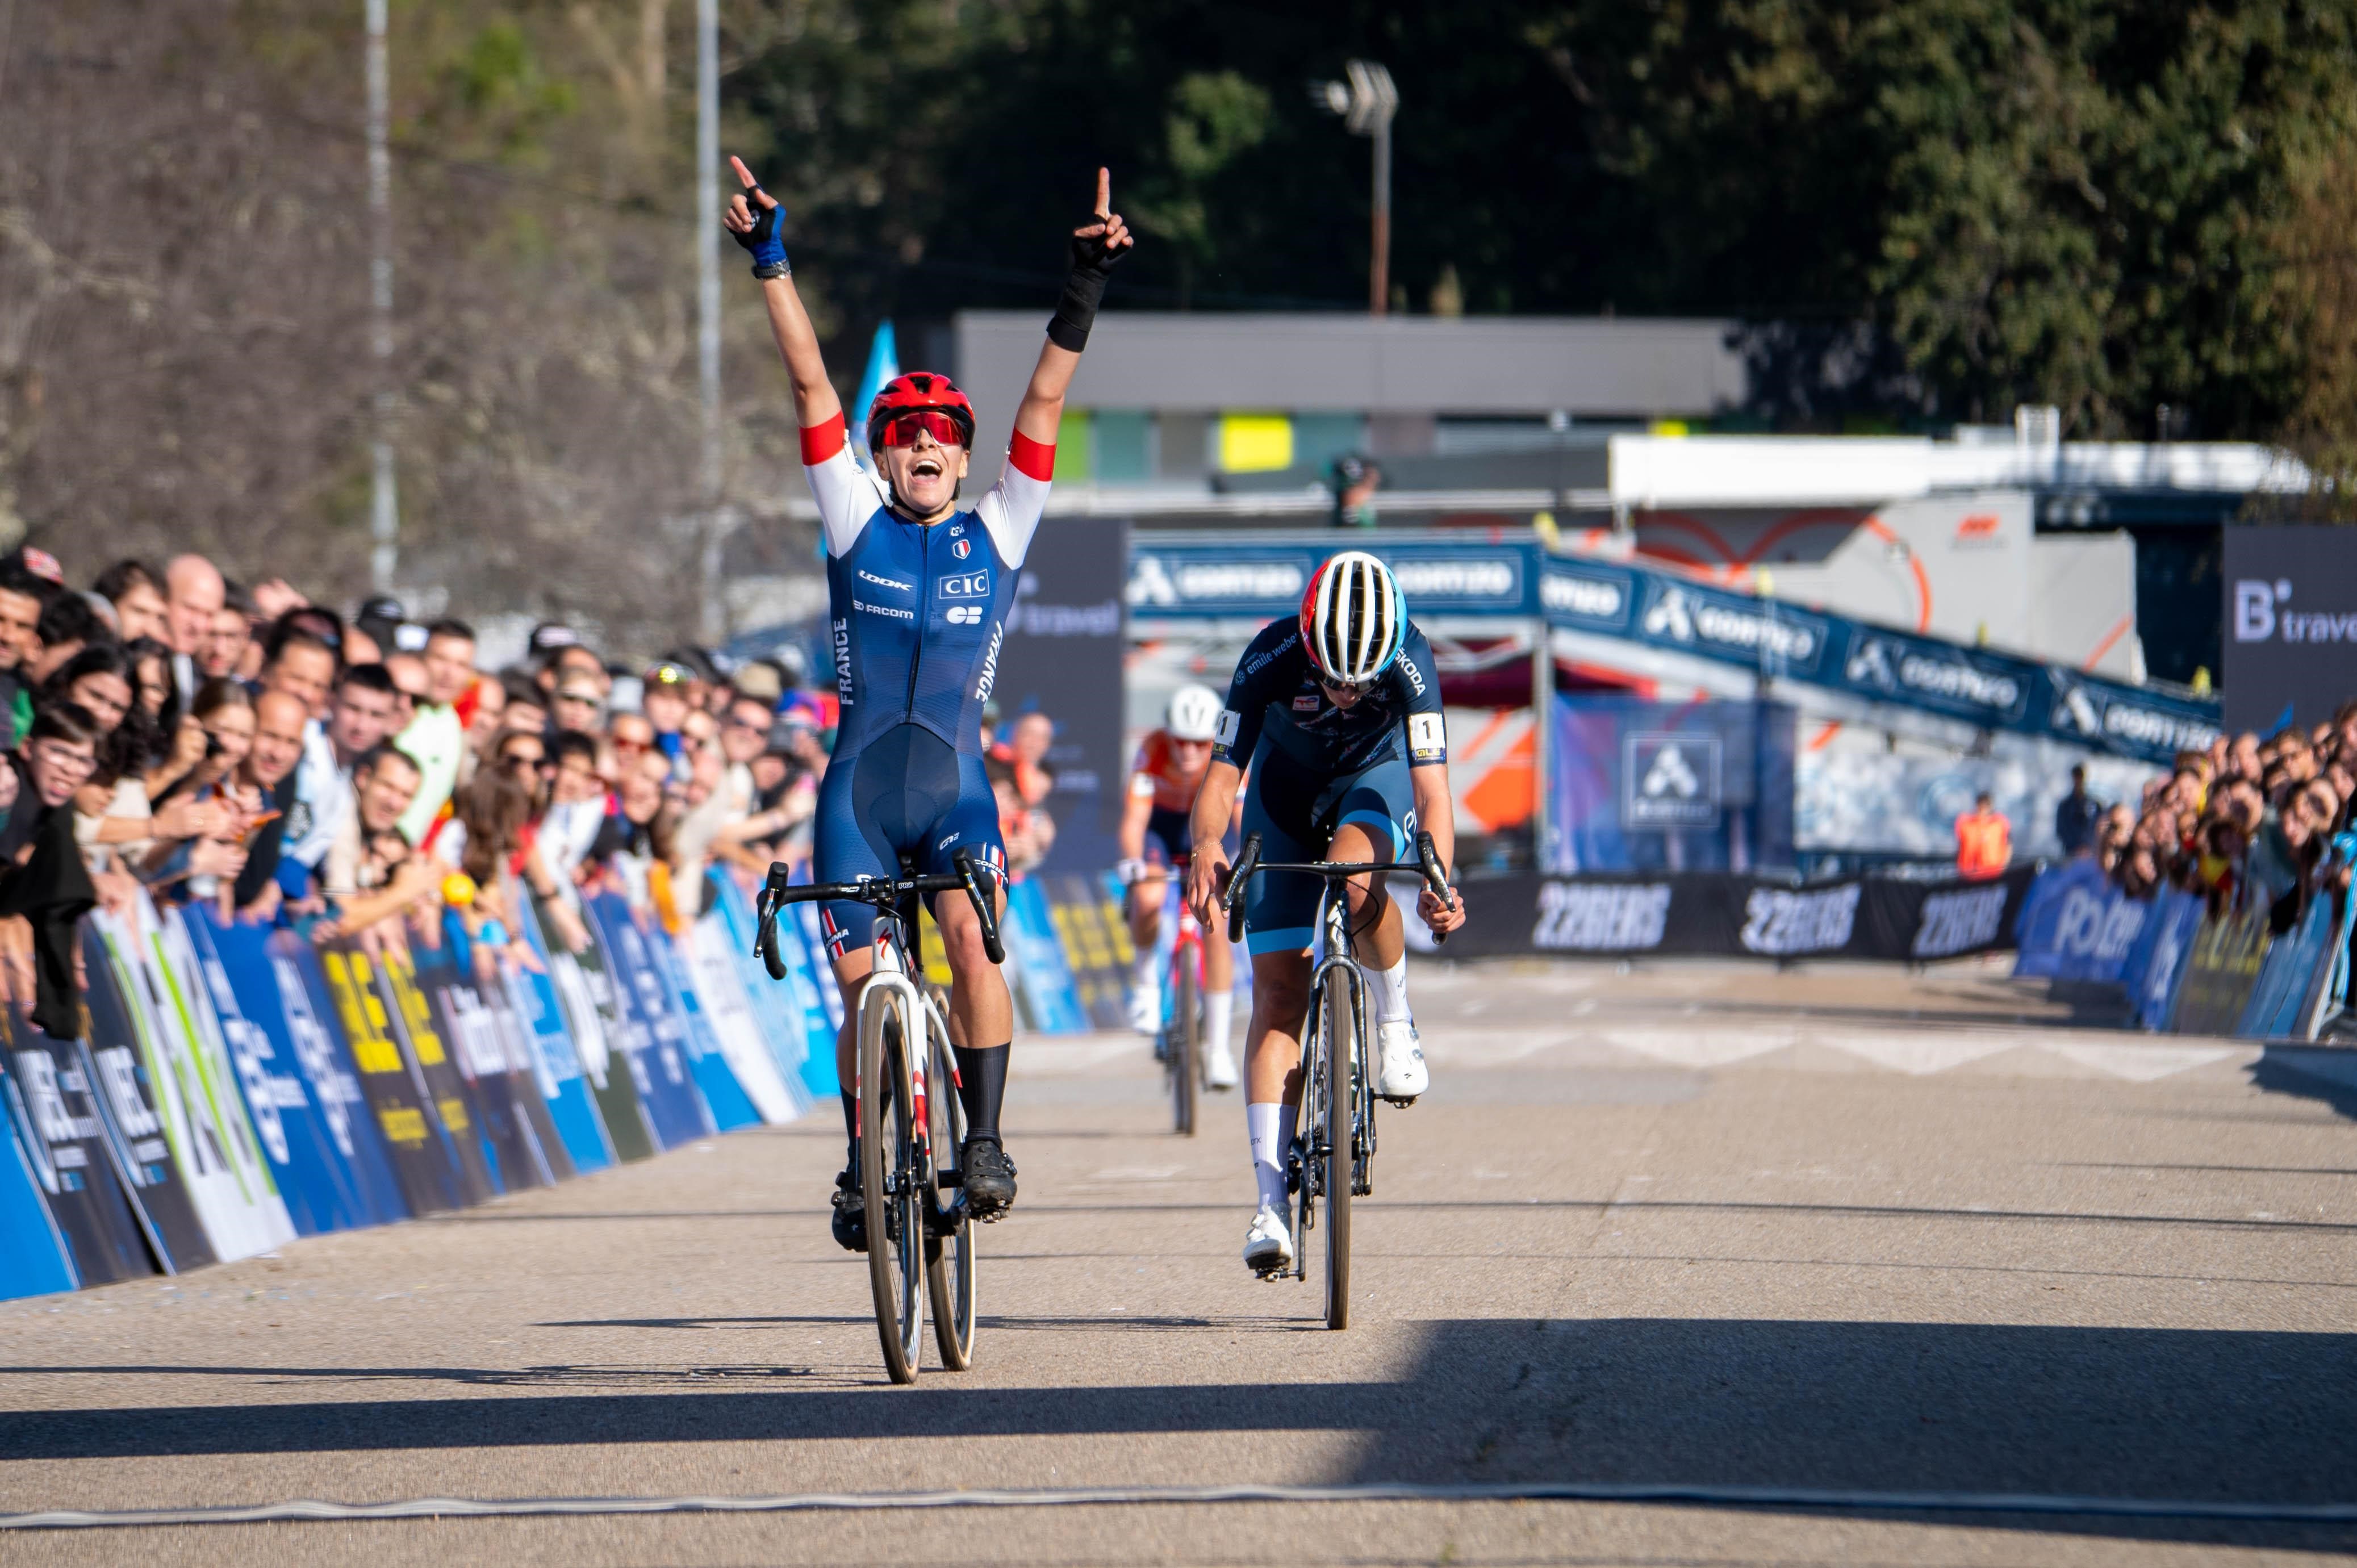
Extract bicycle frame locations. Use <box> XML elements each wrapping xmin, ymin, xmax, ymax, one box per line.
<box><xmin>1294</xmin><ymin>878</ymin><xmax>1374</xmax><ymax>1274</ymax></box>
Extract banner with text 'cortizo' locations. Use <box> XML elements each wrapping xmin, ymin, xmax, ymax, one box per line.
<box><xmin>2224</xmin><ymin>525</ymin><xmax>2357</xmax><ymax>734</ymax></box>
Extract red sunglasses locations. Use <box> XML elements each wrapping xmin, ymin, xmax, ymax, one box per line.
<box><xmin>876</xmin><ymin>411</ymin><xmax>968</xmax><ymax>449</ymax></box>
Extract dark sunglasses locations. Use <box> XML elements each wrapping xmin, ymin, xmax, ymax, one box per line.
<box><xmin>877</xmin><ymin>411</ymin><xmax>968</xmax><ymax>449</ymax></box>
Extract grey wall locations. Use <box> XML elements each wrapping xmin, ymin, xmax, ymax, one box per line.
<box><xmin>952</xmin><ymin>311</ymin><xmax>1746</xmax><ymax>469</ymax></box>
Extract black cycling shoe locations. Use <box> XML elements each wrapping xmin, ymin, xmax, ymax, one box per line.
<box><xmin>960</xmin><ymin>1135</ymin><xmax>1018</xmax><ymax>1221</ymax></box>
<box><xmin>830</xmin><ymin>1168</ymin><xmax>867</xmax><ymax>1253</ymax></box>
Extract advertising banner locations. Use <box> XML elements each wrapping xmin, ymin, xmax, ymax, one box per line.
<box><xmin>181</xmin><ymin>908</ymin><xmax>398</xmax><ymax>1236</ymax></box>
<box><xmin>993</xmin><ymin>516</ymin><xmax>1129</xmax><ymax>874</ymax></box>
<box><xmin>0</xmin><ymin>1057</ymin><xmax>78</xmax><ymax>1299</ymax></box>
<box><xmin>704</xmin><ymin>870</ymin><xmax>831</xmax><ymax>1101</ymax></box>
<box><xmin>90</xmin><ymin>906</ymin><xmax>294</xmax><ymax>1263</ymax></box>
<box><xmin>2</xmin><ymin>1012</ymin><xmax>154</xmax><ymax>1283</ymax></box>
<box><xmin>1550</xmin><ymin>696</ymin><xmax>1796</xmax><ymax>873</ymax></box>
<box><xmin>1041</xmin><ymin>872</ymin><xmax>1133</xmax><ymax>1030</ymax></box>
<box><xmin>524</xmin><ymin>890</ymin><xmax>657</xmax><ymax>1163</ymax></box>
<box><xmin>1003</xmin><ymin>879</ymin><xmax>1090</xmax><ymax>1034</ymax></box>
<box><xmin>578</xmin><ymin>892</ymin><xmax>712</xmax><ymax>1149</ymax></box>
<box><xmin>370</xmin><ymin>942</ymin><xmax>500</xmax><ymax>1203</ymax></box>
<box><xmin>496</xmin><ymin>917</ymin><xmax>616</xmax><ymax>1176</ymax></box>
<box><xmin>2124</xmin><ymin>888</ymin><xmax>2205</xmax><ymax>1031</ymax></box>
<box><xmin>682</xmin><ymin>909</ymin><xmax>801</xmax><ymax>1124</ymax></box>
<box><xmin>592</xmin><ymin>894</ymin><xmax>752</xmax><ymax>1134</ymax></box>
<box><xmin>78</xmin><ymin>930</ymin><xmax>215</xmax><ymax>1272</ymax></box>
<box><xmin>1423</xmin><ymin>865</ymin><xmax>2037</xmax><ymax>961</ymax></box>
<box><xmin>2236</xmin><ymin>893</ymin><xmax>2339</xmax><ymax>1040</ymax></box>
<box><xmin>2222</xmin><ymin>525</ymin><xmax>2357</xmax><ymax>734</ymax></box>
<box><xmin>2168</xmin><ymin>909</ymin><xmax>2270</xmax><ymax>1035</ymax></box>
<box><xmin>410</xmin><ymin>929</ymin><xmax>559</xmax><ymax>1193</ymax></box>
<box><xmin>314</xmin><ymin>939</ymin><xmax>468</xmax><ymax>1215</ymax></box>
<box><xmin>2011</xmin><ymin>860</ymin><xmax>2150</xmax><ymax>984</ymax></box>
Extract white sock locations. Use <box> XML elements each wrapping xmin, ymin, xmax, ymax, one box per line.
<box><xmin>1247</xmin><ymin>1101</ymin><xmax>1296</xmax><ymax>1215</ymax></box>
<box><xmin>1131</xmin><ymin>947</ymin><xmax>1159</xmax><ymax>994</ymax></box>
<box><xmin>1204</xmin><ymin>991</ymin><xmax>1233</xmax><ymax>1059</ymax></box>
<box><xmin>1368</xmin><ymin>955</ymin><xmax>1411</xmax><ymax>1024</ymax></box>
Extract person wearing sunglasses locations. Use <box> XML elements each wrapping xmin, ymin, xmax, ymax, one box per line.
<box><xmin>723</xmin><ymin>152</ymin><xmax>1130</xmax><ymax>1245</ymax></box>
<box><xmin>1181</xmin><ymin>551</ymin><xmax>1469</xmax><ymax>1279</ymax></box>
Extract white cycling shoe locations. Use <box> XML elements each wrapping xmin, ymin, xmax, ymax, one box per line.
<box><xmin>1376</xmin><ymin>1018</ymin><xmax>1428</xmax><ymax>1103</ymax></box>
<box><xmin>1243</xmin><ymin>1204</ymin><xmax>1295</xmax><ymax>1276</ymax></box>
<box><xmin>1126</xmin><ymin>983</ymin><xmax>1161</xmax><ymax>1036</ymax></box>
<box><xmin>1205</xmin><ymin>1042</ymin><xmax>1239</xmax><ymax>1090</ymax></box>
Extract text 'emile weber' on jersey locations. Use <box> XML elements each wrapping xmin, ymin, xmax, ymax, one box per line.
<box><xmin>1211</xmin><ymin>618</ymin><xmax>1449</xmax><ymax>779</ymax></box>
<box><xmin>803</xmin><ymin>412</ymin><xmax>1054</xmax><ymax>763</ymax></box>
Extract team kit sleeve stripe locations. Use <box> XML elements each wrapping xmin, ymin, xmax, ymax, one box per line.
<box><xmin>801</xmin><ymin>412</ymin><xmax>887</xmax><ymax>560</ymax></box>
<box><xmin>975</xmin><ymin>435</ymin><xmax>1056</xmax><ymax>567</ymax></box>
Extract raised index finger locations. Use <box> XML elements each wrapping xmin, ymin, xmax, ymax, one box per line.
<box><xmin>1094</xmin><ymin>166</ymin><xmax>1110</xmax><ymax>218</ymax></box>
<box><xmin>730</xmin><ymin>155</ymin><xmax>760</xmax><ymax>190</ymax></box>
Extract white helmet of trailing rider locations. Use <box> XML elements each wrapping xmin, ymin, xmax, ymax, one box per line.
<box><xmin>1165</xmin><ymin>683</ymin><xmax>1223</xmax><ymax>742</ymax></box>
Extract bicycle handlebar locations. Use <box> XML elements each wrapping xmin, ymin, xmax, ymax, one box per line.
<box><xmin>1218</xmin><ymin>829</ymin><xmax>1457</xmax><ymax>947</ymax></box>
<box><xmin>754</xmin><ymin>848</ymin><xmax>1005</xmax><ymax>968</ymax></box>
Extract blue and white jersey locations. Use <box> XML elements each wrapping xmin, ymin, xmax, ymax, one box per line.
<box><xmin>1211</xmin><ymin>616</ymin><xmax>1447</xmax><ymax>779</ymax></box>
<box><xmin>801</xmin><ymin>414</ymin><xmax>1055</xmax><ymax>760</ymax></box>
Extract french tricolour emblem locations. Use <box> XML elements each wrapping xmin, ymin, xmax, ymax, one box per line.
<box><xmin>951</xmin><ymin>538</ymin><xmax>971</xmax><ymax>559</ymax></box>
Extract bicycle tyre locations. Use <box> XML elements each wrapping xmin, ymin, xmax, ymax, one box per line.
<box><xmin>860</xmin><ymin>990</ymin><xmax>924</xmax><ymax>1383</ymax></box>
<box><xmin>1320</xmin><ymin>966</ymin><xmax>1355</xmax><ymax>1331</ymax></box>
<box><xmin>924</xmin><ymin>1026</ymin><xmax>977</xmax><ymax>1370</ymax></box>
<box><xmin>1171</xmin><ymin>946</ymin><xmax>1199</xmax><ymax>1137</ymax></box>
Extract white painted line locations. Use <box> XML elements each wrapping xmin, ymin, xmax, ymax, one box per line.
<box><xmin>5</xmin><ymin>1481</ymin><xmax>2351</xmax><ymax>1531</ymax></box>
<box><xmin>2043</xmin><ymin>1043</ymin><xmax>2239</xmax><ymax>1082</ymax></box>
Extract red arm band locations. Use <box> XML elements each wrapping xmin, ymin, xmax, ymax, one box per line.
<box><xmin>800</xmin><ymin>412</ymin><xmax>847</xmax><ymax>465</ymax></box>
<box><xmin>1007</xmin><ymin>429</ymin><xmax>1056</xmax><ymax>483</ymax></box>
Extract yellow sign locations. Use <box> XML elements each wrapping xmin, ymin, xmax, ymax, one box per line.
<box><xmin>1218</xmin><ymin>414</ymin><xmax>1293</xmax><ymax>473</ymax></box>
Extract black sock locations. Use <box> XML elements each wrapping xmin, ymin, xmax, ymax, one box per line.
<box><xmin>954</xmin><ymin>1043</ymin><xmax>1010</xmax><ymax>1143</ymax></box>
<box><xmin>839</xmin><ymin>1088</ymin><xmax>858</xmax><ymax>1172</ymax></box>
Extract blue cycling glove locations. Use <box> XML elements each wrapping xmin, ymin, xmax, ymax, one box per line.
<box><xmin>732</xmin><ymin>186</ymin><xmax>790</xmax><ymax>278</ymax></box>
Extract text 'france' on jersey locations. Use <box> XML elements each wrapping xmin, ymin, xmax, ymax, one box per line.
<box><xmin>1211</xmin><ymin>617</ymin><xmax>1447</xmax><ymax>779</ymax></box>
<box><xmin>803</xmin><ymin>413</ymin><xmax>1054</xmax><ymax>760</ymax></box>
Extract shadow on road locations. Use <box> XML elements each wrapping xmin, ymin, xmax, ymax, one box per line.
<box><xmin>6</xmin><ymin>1319</ymin><xmax>2352</xmax><ymax>1545</ymax></box>
<box><xmin>2253</xmin><ymin>1046</ymin><xmax>2357</xmax><ymax>1123</ymax></box>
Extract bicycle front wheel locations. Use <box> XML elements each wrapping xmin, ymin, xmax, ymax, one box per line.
<box><xmin>925</xmin><ymin>1025</ymin><xmax>977</xmax><ymax>1370</ymax></box>
<box><xmin>1171</xmin><ymin>947</ymin><xmax>1200</xmax><ymax>1137</ymax></box>
<box><xmin>1319</xmin><ymin>966</ymin><xmax>1356</xmax><ymax>1331</ymax></box>
<box><xmin>860</xmin><ymin>989</ymin><xmax>925</xmax><ymax>1383</ymax></box>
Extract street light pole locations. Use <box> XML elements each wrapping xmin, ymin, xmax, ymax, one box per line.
<box><xmin>365</xmin><ymin>0</ymin><xmax>399</xmax><ymax>593</ymax></box>
<box><xmin>1317</xmin><ymin>61</ymin><xmax>1399</xmax><ymax>316</ymax></box>
<box><xmin>695</xmin><ymin>0</ymin><xmax>729</xmax><ymax>641</ymax></box>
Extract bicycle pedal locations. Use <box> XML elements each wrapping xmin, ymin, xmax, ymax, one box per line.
<box><xmin>1381</xmin><ymin>1095</ymin><xmax>1418</xmax><ymax>1109</ymax></box>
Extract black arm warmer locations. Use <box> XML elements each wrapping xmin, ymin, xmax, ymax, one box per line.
<box><xmin>1046</xmin><ymin>266</ymin><xmax>1109</xmax><ymax>353</ymax></box>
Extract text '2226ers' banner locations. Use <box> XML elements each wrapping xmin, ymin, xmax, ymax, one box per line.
<box><xmin>1426</xmin><ymin>866</ymin><xmax>2040</xmax><ymax>961</ymax></box>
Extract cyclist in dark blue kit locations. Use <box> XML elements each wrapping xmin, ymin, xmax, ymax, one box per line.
<box><xmin>1184</xmin><ymin>552</ymin><xmax>1469</xmax><ymax>1275</ymax></box>
<box><xmin>724</xmin><ymin>155</ymin><xmax>1131</xmax><ymax>1247</ymax></box>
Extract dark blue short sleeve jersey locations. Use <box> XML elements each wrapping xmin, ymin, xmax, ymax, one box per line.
<box><xmin>1211</xmin><ymin>617</ymin><xmax>1446</xmax><ymax>778</ymax></box>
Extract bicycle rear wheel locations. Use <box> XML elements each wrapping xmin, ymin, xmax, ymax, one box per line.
<box><xmin>1320</xmin><ymin>967</ymin><xmax>1356</xmax><ymax>1331</ymax></box>
<box><xmin>925</xmin><ymin>1026</ymin><xmax>977</xmax><ymax>1370</ymax></box>
<box><xmin>859</xmin><ymin>990</ymin><xmax>925</xmax><ymax>1383</ymax></box>
<box><xmin>1170</xmin><ymin>947</ymin><xmax>1199</xmax><ymax>1137</ymax></box>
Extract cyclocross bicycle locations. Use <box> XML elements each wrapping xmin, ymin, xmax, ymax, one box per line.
<box><xmin>1220</xmin><ymin>829</ymin><xmax>1453</xmax><ymax>1330</ymax></box>
<box><xmin>1129</xmin><ymin>855</ymin><xmax>1211</xmax><ymax>1137</ymax></box>
<box><xmin>754</xmin><ymin>850</ymin><xmax>1002</xmax><ymax>1384</ymax></box>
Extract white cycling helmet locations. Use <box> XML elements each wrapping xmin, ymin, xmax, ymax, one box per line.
<box><xmin>1300</xmin><ymin>550</ymin><xmax>1406</xmax><ymax>688</ymax></box>
<box><xmin>1165</xmin><ymin>683</ymin><xmax>1223</xmax><ymax>742</ymax></box>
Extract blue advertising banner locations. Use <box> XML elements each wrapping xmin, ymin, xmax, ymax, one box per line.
<box><xmin>2237</xmin><ymin>890</ymin><xmax>2338</xmax><ymax>1039</ymax></box>
<box><xmin>411</xmin><ymin>929</ymin><xmax>559</xmax><ymax>1194</ymax></box>
<box><xmin>498</xmin><ymin>930</ymin><xmax>616</xmax><ymax>1177</ymax></box>
<box><xmin>313</xmin><ymin>938</ymin><xmax>470</xmax><ymax>1215</ymax></box>
<box><xmin>1004</xmin><ymin>879</ymin><xmax>1089</xmax><ymax>1034</ymax></box>
<box><xmin>582</xmin><ymin>892</ymin><xmax>714</xmax><ymax>1148</ymax></box>
<box><xmin>2012</xmin><ymin>860</ymin><xmax>2150</xmax><ymax>984</ymax></box>
<box><xmin>0</xmin><ymin>1056</ymin><xmax>78</xmax><ymax>1299</ymax></box>
<box><xmin>2125</xmin><ymin>888</ymin><xmax>2205</xmax><ymax>1031</ymax></box>
<box><xmin>1549</xmin><ymin>695</ymin><xmax>1797</xmax><ymax>873</ymax></box>
<box><xmin>2</xmin><ymin>1016</ymin><xmax>152</xmax><ymax>1285</ymax></box>
<box><xmin>605</xmin><ymin>904</ymin><xmax>759</xmax><ymax>1135</ymax></box>
<box><xmin>1126</xmin><ymin>536</ymin><xmax>2221</xmax><ymax>764</ymax></box>
<box><xmin>184</xmin><ymin>909</ymin><xmax>395</xmax><ymax>1236</ymax></box>
<box><xmin>78</xmin><ymin>926</ymin><xmax>217</xmax><ymax>1273</ymax></box>
<box><xmin>523</xmin><ymin>890</ymin><xmax>657</xmax><ymax>1164</ymax></box>
<box><xmin>708</xmin><ymin>870</ymin><xmax>835</xmax><ymax>1101</ymax></box>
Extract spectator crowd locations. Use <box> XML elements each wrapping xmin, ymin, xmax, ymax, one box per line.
<box><xmin>0</xmin><ymin>545</ymin><xmax>1067</xmax><ymax>1021</ymax></box>
<box><xmin>2062</xmin><ymin>714</ymin><xmax>2357</xmax><ymax>935</ymax></box>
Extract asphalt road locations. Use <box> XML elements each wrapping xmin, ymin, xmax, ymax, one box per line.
<box><xmin>5</xmin><ymin>955</ymin><xmax>2357</xmax><ymax>1566</ymax></box>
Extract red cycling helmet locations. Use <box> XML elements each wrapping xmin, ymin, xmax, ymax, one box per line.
<box><xmin>866</xmin><ymin>371</ymin><xmax>977</xmax><ymax>452</ymax></box>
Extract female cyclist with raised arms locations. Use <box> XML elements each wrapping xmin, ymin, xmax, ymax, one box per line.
<box><xmin>724</xmin><ymin>154</ymin><xmax>1131</xmax><ymax>1249</ymax></box>
<box><xmin>1184</xmin><ymin>553</ymin><xmax>1469</xmax><ymax>1275</ymax></box>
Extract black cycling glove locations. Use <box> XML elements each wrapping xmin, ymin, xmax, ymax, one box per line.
<box><xmin>1046</xmin><ymin>217</ymin><xmax>1129</xmax><ymax>352</ymax></box>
